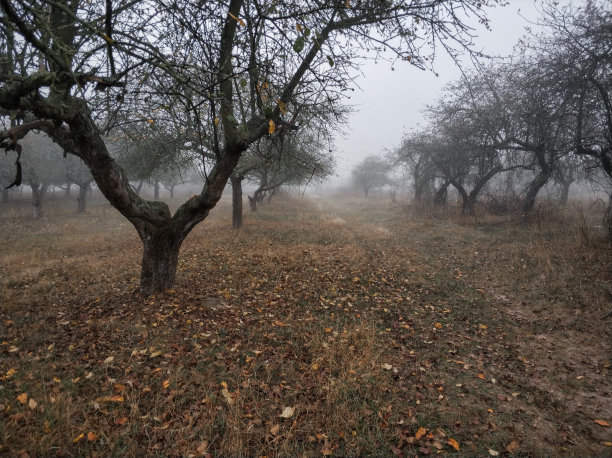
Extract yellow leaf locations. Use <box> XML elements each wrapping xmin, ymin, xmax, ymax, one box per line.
<box><xmin>162</xmin><ymin>379</ymin><xmax>170</xmax><ymax>389</ymax></box>
<box><xmin>434</xmin><ymin>323</ymin><xmax>443</xmax><ymax>329</ymax></box>
<box><xmin>277</xmin><ymin>99</ymin><xmax>287</xmax><ymax>115</ymax></box>
<box><xmin>150</xmin><ymin>350</ymin><xmax>163</xmax><ymax>358</ymax></box>
<box><xmin>214</xmin><ymin>117</ymin><xmax>219</xmax><ymax>126</ymax></box>
<box><xmin>268</xmin><ymin>119</ymin><xmax>275</xmax><ymax>134</ymax></box>
<box><xmin>73</xmin><ymin>432</ymin><xmax>85</xmax><ymax>443</ymax></box>
<box><xmin>16</xmin><ymin>393</ymin><xmax>27</xmax><ymax>404</ymax></box>
<box><xmin>415</xmin><ymin>426</ymin><xmax>427</xmax><ymax>440</ymax></box>
<box><xmin>221</xmin><ymin>387</ymin><xmax>233</xmax><ymax>405</ymax></box>
<box><xmin>594</xmin><ymin>419</ymin><xmax>611</xmax><ymax>427</ymax></box>
<box><xmin>477</xmin><ymin>373</ymin><xmax>486</xmax><ymax>380</ymax></box>
<box><xmin>28</xmin><ymin>398</ymin><xmax>37</xmax><ymax>410</ymax></box>
<box><xmin>6</xmin><ymin>368</ymin><xmax>16</xmax><ymax>378</ymax></box>
<box><xmin>220</xmin><ymin>381</ymin><xmax>228</xmax><ymax>389</ymax></box>
<box><xmin>603</xmin><ymin>441</ymin><xmax>612</xmax><ymax>446</ymax></box>
<box><xmin>87</xmin><ymin>432</ymin><xmax>97</xmax><ymax>441</ymax></box>
<box><xmin>447</xmin><ymin>438</ymin><xmax>460</xmax><ymax>451</ymax></box>
<box><xmin>147</xmin><ymin>119</ymin><xmax>154</xmax><ymax>125</ymax></box>
<box><xmin>100</xmin><ymin>33</ymin><xmax>114</xmax><ymax>44</ymax></box>
<box><xmin>228</xmin><ymin>12</ymin><xmax>245</xmax><ymax>26</ymax></box>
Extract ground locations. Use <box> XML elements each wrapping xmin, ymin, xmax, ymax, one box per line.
<box><xmin>0</xmin><ymin>192</ymin><xmax>610</xmax><ymax>457</ymax></box>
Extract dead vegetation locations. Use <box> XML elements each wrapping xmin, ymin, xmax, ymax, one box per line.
<box><xmin>0</xmin><ymin>193</ymin><xmax>610</xmax><ymax>457</ymax></box>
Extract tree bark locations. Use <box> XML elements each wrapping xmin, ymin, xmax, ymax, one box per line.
<box><xmin>433</xmin><ymin>181</ymin><xmax>449</xmax><ymax>207</ymax></box>
<box><xmin>248</xmin><ymin>195</ymin><xmax>257</xmax><ymax>212</ymax></box>
<box><xmin>154</xmin><ymin>181</ymin><xmax>160</xmax><ymax>200</ymax></box>
<box><xmin>231</xmin><ymin>175</ymin><xmax>244</xmax><ymax>229</ymax></box>
<box><xmin>30</xmin><ymin>183</ymin><xmax>47</xmax><ymax>219</ymax></box>
<box><xmin>558</xmin><ymin>180</ymin><xmax>572</xmax><ymax>206</ymax></box>
<box><xmin>65</xmin><ymin>181</ymin><xmax>71</xmax><ymax>196</ymax></box>
<box><xmin>139</xmin><ymin>227</ymin><xmax>183</xmax><ymax>295</ymax></box>
<box><xmin>77</xmin><ymin>184</ymin><xmax>88</xmax><ymax>213</ymax></box>
<box><xmin>522</xmin><ymin>172</ymin><xmax>550</xmax><ymax>213</ymax></box>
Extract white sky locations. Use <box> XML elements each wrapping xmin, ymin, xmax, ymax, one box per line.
<box><xmin>331</xmin><ymin>0</ymin><xmax>562</xmax><ymax>184</ymax></box>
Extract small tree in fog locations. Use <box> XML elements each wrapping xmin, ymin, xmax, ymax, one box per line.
<box><xmin>352</xmin><ymin>156</ymin><xmax>391</xmax><ymax>198</ymax></box>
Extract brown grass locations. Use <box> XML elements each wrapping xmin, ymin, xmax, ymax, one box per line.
<box><xmin>1</xmin><ymin>192</ymin><xmax>610</xmax><ymax>457</ymax></box>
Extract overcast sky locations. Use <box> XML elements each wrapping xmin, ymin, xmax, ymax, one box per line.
<box><xmin>330</xmin><ymin>0</ymin><xmax>567</xmax><ymax>184</ymax></box>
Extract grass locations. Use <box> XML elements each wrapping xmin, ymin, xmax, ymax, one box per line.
<box><xmin>1</xmin><ymin>192</ymin><xmax>611</xmax><ymax>456</ymax></box>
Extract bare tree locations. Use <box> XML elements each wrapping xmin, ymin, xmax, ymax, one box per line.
<box><xmin>0</xmin><ymin>0</ymin><xmax>501</xmax><ymax>294</ymax></box>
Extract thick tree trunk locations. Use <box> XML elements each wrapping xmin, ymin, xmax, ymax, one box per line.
<box><xmin>65</xmin><ymin>182</ymin><xmax>71</xmax><ymax>197</ymax></box>
<box><xmin>169</xmin><ymin>185</ymin><xmax>175</xmax><ymax>199</ymax></box>
<box><xmin>231</xmin><ymin>175</ymin><xmax>243</xmax><ymax>229</ymax></box>
<box><xmin>522</xmin><ymin>172</ymin><xmax>550</xmax><ymax>213</ymax></box>
<box><xmin>135</xmin><ymin>181</ymin><xmax>144</xmax><ymax>196</ymax></box>
<box><xmin>140</xmin><ymin>227</ymin><xmax>183</xmax><ymax>295</ymax></box>
<box><xmin>267</xmin><ymin>187</ymin><xmax>276</xmax><ymax>203</ymax></box>
<box><xmin>461</xmin><ymin>196</ymin><xmax>477</xmax><ymax>216</ymax></box>
<box><xmin>154</xmin><ymin>181</ymin><xmax>160</xmax><ymax>200</ymax></box>
<box><xmin>77</xmin><ymin>184</ymin><xmax>88</xmax><ymax>213</ymax></box>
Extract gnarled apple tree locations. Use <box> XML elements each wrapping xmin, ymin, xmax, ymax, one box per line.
<box><xmin>0</xmin><ymin>0</ymin><xmax>500</xmax><ymax>294</ymax></box>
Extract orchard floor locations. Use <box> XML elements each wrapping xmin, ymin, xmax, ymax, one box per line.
<box><xmin>1</xmin><ymin>192</ymin><xmax>611</xmax><ymax>457</ymax></box>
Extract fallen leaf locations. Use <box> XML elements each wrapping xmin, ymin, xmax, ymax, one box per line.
<box><xmin>150</xmin><ymin>350</ymin><xmax>163</xmax><ymax>358</ymax></box>
<box><xmin>477</xmin><ymin>373</ymin><xmax>486</xmax><ymax>380</ymax></box>
<box><xmin>415</xmin><ymin>426</ymin><xmax>427</xmax><ymax>440</ymax></box>
<box><xmin>594</xmin><ymin>419</ymin><xmax>610</xmax><ymax>427</ymax></box>
<box><xmin>488</xmin><ymin>449</ymin><xmax>499</xmax><ymax>456</ymax></box>
<box><xmin>505</xmin><ymin>439</ymin><xmax>520</xmax><ymax>453</ymax></box>
<box><xmin>279</xmin><ymin>406</ymin><xmax>295</xmax><ymax>418</ymax></box>
<box><xmin>162</xmin><ymin>379</ymin><xmax>170</xmax><ymax>389</ymax></box>
<box><xmin>221</xmin><ymin>388</ymin><xmax>233</xmax><ymax>405</ymax></box>
<box><xmin>28</xmin><ymin>398</ymin><xmax>37</xmax><ymax>410</ymax></box>
<box><xmin>383</xmin><ymin>363</ymin><xmax>393</xmax><ymax>370</ymax></box>
<box><xmin>16</xmin><ymin>393</ymin><xmax>27</xmax><ymax>404</ymax></box>
<box><xmin>447</xmin><ymin>437</ymin><xmax>460</xmax><ymax>451</ymax></box>
<box><xmin>270</xmin><ymin>424</ymin><xmax>280</xmax><ymax>435</ymax></box>
<box><xmin>114</xmin><ymin>417</ymin><xmax>128</xmax><ymax>425</ymax></box>
<box><xmin>87</xmin><ymin>432</ymin><xmax>97</xmax><ymax>441</ymax></box>
<box><xmin>73</xmin><ymin>433</ymin><xmax>84</xmax><ymax>443</ymax></box>
<box><xmin>103</xmin><ymin>356</ymin><xmax>114</xmax><ymax>364</ymax></box>
<box><xmin>434</xmin><ymin>323</ymin><xmax>443</xmax><ymax>329</ymax></box>
<box><xmin>195</xmin><ymin>440</ymin><xmax>208</xmax><ymax>454</ymax></box>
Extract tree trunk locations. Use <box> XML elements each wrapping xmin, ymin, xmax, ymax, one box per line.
<box><xmin>559</xmin><ymin>180</ymin><xmax>572</xmax><ymax>206</ymax></box>
<box><xmin>605</xmin><ymin>194</ymin><xmax>612</xmax><ymax>240</ymax></box>
<box><xmin>462</xmin><ymin>195</ymin><xmax>477</xmax><ymax>216</ymax></box>
<box><xmin>231</xmin><ymin>175</ymin><xmax>243</xmax><ymax>229</ymax></box>
<box><xmin>65</xmin><ymin>182</ymin><xmax>71</xmax><ymax>197</ymax></box>
<box><xmin>31</xmin><ymin>183</ymin><xmax>47</xmax><ymax>219</ymax></box>
<box><xmin>77</xmin><ymin>184</ymin><xmax>88</xmax><ymax>213</ymax></box>
<box><xmin>140</xmin><ymin>227</ymin><xmax>183</xmax><ymax>295</ymax></box>
<box><xmin>364</xmin><ymin>187</ymin><xmax>369</xmax><ymax>198</ymax></box>
<box><xmin>154</xmin><ymin>181</ymin><xmax>160</xmax><ymax>200</ymax></box>
<box><xmin>522</xmin><ymin>172</ymin><xmax>550</xmax><ymax>213</ymax></box>
<box><xmin>433</xmin><ymin>182</ymin><xmax>449</xmax><ymax>207</ymax></box>
<box><xmin>267</xmin><ymin>187</ymin><xmax>276</xmax><ymax>203</ymax></box>
<box><xmin>169</xmin><ymin>184</ymin><xmax>175</xmax><ymax>199</ymax></box>
<box><xmin>248</xmin><ymin>195</ymin><xmax>257</xmax><ymax>212</ymax></box>
<box><xmin>135</xmin><ymin>181</ymin><xmax>144</xmax><ymax>196</ymax></box>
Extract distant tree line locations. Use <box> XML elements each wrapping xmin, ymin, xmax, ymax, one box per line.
<box><xmin>386</xmin><ymin>1</ymin><xmax>611</xmax><ymax>232</ymax></box>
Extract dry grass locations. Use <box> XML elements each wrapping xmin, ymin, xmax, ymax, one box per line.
<box><xmin>0</xmin><ymin>192</ymin><xmax>610</xmax><ymax>457</ymax></box>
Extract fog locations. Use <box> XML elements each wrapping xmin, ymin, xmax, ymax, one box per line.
<box><xmin>331</xmin><ymin>0</ymin><xmax>555</xmax><ymax>185</ymax></box>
